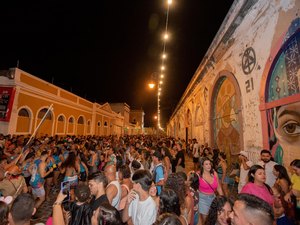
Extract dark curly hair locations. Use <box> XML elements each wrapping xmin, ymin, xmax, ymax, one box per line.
<box><xmin>165</xmin><ymin>173</ymin><xmax>186</xmax><ymax>207</ymax></box>
<box><xmin>204</xmin><ymin>196</ymin><xmax>232</xmax><ymax>225</ymax></box>
<box><xmin>273</xmin><ymin>164</ymin><xmax>291</xmax><ymax>186</ymax></box>
<box><xmin>153</xmin><ymin>213</ymin><xmax>182</xmax><ymax>225</ymax></box>
<box><xmin>97</xmin><ymin>202</ymin><xmax>123</xmax><ymax>225</ymax></box>
<box><xmin>159</xmin><ymin>188</ymin><xmax>181</xmax><ymax>216</ymax></box>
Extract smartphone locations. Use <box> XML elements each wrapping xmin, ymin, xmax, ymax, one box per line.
<box><xmin>61</xmin><ymin>180</ymin><xmax>70</xmax><ymax>202</ymax></box>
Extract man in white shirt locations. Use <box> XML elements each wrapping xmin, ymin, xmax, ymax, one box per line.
<box><xmin>122</xmin><ymin>170</ymin><xmax>157</xmax><ymax>225</ymax></box>
<box><xmin>257</xmin><ymin>149</ymin><xmax>277</xmax><ymax>187</ymax></box>
<box><xmin>238</xmin><ymin>151</ymin><xmax>253</xmax><ymax>193</ymax></box>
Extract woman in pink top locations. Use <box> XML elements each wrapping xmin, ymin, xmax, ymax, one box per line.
<box><xmin>198</xmin><ymin>157</ymin><xmax>223</xmax><ymax>225</ymax></box>
<box><xmin>241</xmin><ymin>165</ymin><xmax>274</xmax><ymax>205</ymax></box>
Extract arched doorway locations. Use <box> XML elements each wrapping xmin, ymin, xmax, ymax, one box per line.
<box><xmin>211</xmin><ymin>73</ymin><xmax>243</xmax><ymax>163</ymax></box>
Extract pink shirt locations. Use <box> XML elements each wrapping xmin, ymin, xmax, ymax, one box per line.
<box><xmin>199</xmin><ymin>174</ymin><xmax>218</xmax><ymax>194</ymax></box>
<box><xmin>241</xmin><ymin>182</ymin><xmax>274</xmax><ymax>205</ymax></box>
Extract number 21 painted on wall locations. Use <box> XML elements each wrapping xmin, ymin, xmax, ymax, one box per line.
<box><xmin>245</xmin><ymin>77</ymin><xmax>254</xmax><ymax>93</ymax></box>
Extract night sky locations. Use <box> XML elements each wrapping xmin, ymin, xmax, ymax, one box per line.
<box><xmin>0</xmin><ymin>1</ymin><xmax>234</xmax><ymax>127</ymax></box>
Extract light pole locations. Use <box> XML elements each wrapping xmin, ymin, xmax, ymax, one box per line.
<box><xmin>147</xmin><ymin>72</ymin><xmax>160</xmax><ymax>130</ymax></box>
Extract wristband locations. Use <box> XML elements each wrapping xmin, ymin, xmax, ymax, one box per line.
<box><xmin>53</xmin><ymin>201</ymin><xmax>62</xmax><ymax>207</ymax></box>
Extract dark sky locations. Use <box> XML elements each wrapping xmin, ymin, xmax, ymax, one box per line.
<box><xmin>0</xmin><ymin>1</ymin><xmax>234</xmax><ymax>127</ymax></box>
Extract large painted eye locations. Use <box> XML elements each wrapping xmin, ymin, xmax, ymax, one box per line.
<box><xmin>282</xmin><ymin>121</ymin><xmax>300</xmax><ymax>135</ymax></box>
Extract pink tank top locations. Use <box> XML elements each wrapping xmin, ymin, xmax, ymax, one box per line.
<box><xmin>199</xmin><ymin>174</ymin><xmax>218</xmax><ymax>194</ymax></box>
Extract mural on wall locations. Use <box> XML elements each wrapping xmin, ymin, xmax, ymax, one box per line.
<box><xmin>214</xmin><ymin>78</ymin><xmax>241</xmax><ymax>163</ymax></box>
<box><xmin>265</xmin><ymin>20</ymin><xmax>300</xmax><ymax>166</ymax></box>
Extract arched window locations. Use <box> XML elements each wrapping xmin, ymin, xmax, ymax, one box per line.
<box><xmin>69</xmin><ymin>117</ymin><xmax>74</xmax><ymax>123</ymax></box>
<box><xmin>18</xmin><ymin>108</ymin><xmax>29</xmax><ymax>117</ymax></box>
<box><xmin>104</xmin><ymin>121</ymin><xmax>108</xmax><ymax>127</ymax></box>
<box><xmin>58</xmin><ymin>115</ymin><xmax>64</xmax><ymax>122</ymax></box>
<box><xmin>78</xmin><ymin>116</ymin><xmax>84</xmax><ymax>124</ymax></box>
<box><xmin>97</xmin><ymin>121</ymin><xmax>101</xmax><ymax>127</ymax></box>
<box><xmin>16</xmin><ymin>108</ymin><xmax>31</xmax><ymax>133</ymax></box>
<box><xmin>38</xmin><ymin>108</ymin><xmax>52</xmax><ymax>120</ymax></box>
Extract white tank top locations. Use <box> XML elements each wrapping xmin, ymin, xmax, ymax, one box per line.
<box><xmin>107</xmin><ymin>180</ymin><xmax>121</xmax><ymax>209</ymax></box>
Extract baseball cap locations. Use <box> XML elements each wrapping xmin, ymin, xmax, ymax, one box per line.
<box><xmin>239</xmin><ymin>150</ymin><xmax>248</xmax><ymax>158</ymax></box>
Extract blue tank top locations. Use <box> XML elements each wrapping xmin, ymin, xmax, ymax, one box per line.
<box><xmin>53</xmin><ymin>155</ymin><xmax>61</xmax><ymax>164</ymax></box>
<box><xmin>30</xmin><ymin>159</ymin><xmax>44</xmax><ymax>188</ymax></box>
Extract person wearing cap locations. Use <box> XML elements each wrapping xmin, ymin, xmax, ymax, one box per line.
<box><xmin>0</xmin><ymin>165</ymin><xmax>28</xmax><ymax>199</ymax></box>
<box><xmin>238</xmin><ymin>150</ymin><xmax>253</xmax><ymax>193</ymax></box>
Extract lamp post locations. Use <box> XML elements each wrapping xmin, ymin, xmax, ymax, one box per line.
<box><xmin>147</xmin><ymin>72</ymin><xmax>160</xmax><ymax>131</ymax></box>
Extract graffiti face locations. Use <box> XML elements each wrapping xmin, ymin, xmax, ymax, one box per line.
<box><xmin>274</xmin><ymin>102</ymin><xmax>300</xmax><ymax>158</ymax></box>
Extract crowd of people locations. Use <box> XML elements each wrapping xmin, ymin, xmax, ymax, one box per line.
<box><xmin>0</xmin><ymin>134</ymin><xmax>299</xmax><ymax>225</ymax></box>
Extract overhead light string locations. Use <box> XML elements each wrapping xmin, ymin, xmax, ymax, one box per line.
<box><xmin>158</xmin><ymin>0</ymin><xmax>172</xmax><ymax>130</ymax></box>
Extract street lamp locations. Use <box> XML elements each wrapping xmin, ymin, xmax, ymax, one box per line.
<box><xmin>147</xmin><ymin>72</ymin><xmax>162</xmax><ymax>130</ymax></box>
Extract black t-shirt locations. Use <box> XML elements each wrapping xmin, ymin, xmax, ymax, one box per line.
<box><xmin>175</xmin><ymin>150</ymin><xmax>185</xmax><ymax>168</ymax></box>
<box><xmin>89</xmin><ymin>194</ymin><xmax>109</xmax><ymax>212</ymax></box>
<box><xmin>64</xmin><ymin>202</ymin><xmax>91</xmax><ymax>225</ymax></box>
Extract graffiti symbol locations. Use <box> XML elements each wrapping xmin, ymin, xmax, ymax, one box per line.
<box><xmin>242</xmin><ymin>47</ymin><xmax>256</xmax><ymax>75</ymax></box>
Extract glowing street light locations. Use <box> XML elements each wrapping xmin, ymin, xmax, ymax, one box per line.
<box><xmin>148</xmin><ymin>82</ymin><xmax>155</xmax><ymax>89</ymax></box>
<box><xmin>164</xmin><ymin>33</ymin><xmax>169</xmax><ymax>40</ymax></box>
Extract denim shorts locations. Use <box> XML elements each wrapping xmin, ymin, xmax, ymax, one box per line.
<box><xmin>198</xmin><ymin>192</ymin><xmax>216</xmax><ymax>215</ymax></box>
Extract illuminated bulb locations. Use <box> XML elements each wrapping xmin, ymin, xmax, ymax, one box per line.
<box><xmin>160</xmin><ymin>74</ymin><xmax>164</xmax><ymax>78</ymax></box>
<box><xmin>168</xmin><ymin>0</ymin><xmax>172</xmax><ymax>5</ymax></box>
<box><xmin>159</xmin><ymin>88</ymin><xmax>161</xmax><ymax>91</ymax></box>
<box><xmin>160</xmin><ymin>81</ymin><xmax>163</xmax><ymax>84</ymax></box>
<box><xmin>161</xmin><ymin>66</ymin><xmax>165</xmax><ymax>70</ymax></box>
<box><xmin>164</xmin><ymin>33</ymin><xmax>169</xmax><ymax>40</ymax></box>
<box><xmin>162</xmin><ymin>54</ymin><xmax>166</xmax><ymax>59</ymax></box>
<box><xmin>148</xmin><ymin>83</ymin><xmax>155</xmax><ymax>89</ymax></box>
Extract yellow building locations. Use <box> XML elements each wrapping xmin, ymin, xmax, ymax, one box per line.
<box><xmin>0</xmin><ymin>68</ymin><xmax>138</xmax><ymax>137</ymax></box>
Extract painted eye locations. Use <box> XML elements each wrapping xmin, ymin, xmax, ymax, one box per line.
<box><xmin>282</xmin><ymin>121</ymin><xmax>300</xmax><ymax>135</ymax></box>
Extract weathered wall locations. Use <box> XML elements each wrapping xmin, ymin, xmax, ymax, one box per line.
<box><xmin>167</xmin><ymin>0</ymin><xmax>300</xmax><ymax>166</ymax></box>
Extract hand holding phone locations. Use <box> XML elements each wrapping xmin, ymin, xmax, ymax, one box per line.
<box><xmin>61</xmin><ymin>180</ymin><xmax>71</xmax><ymax>202</ymax></box>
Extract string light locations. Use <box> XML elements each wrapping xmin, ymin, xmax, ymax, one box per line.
<box><xmin>155</xmin><ymin>0</ymin><xmax>171</xmax><ymax>130</ymax></box>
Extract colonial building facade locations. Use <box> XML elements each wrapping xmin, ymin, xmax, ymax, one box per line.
<box><xmin>167</xmin><ymin>0</ymin><xmax>300</xmax><ymax>166</ymax></box>
<box><xmin>0</xmin><ymin>68</ymin><xmax>143</xmax><ymax>137</ymax></box>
